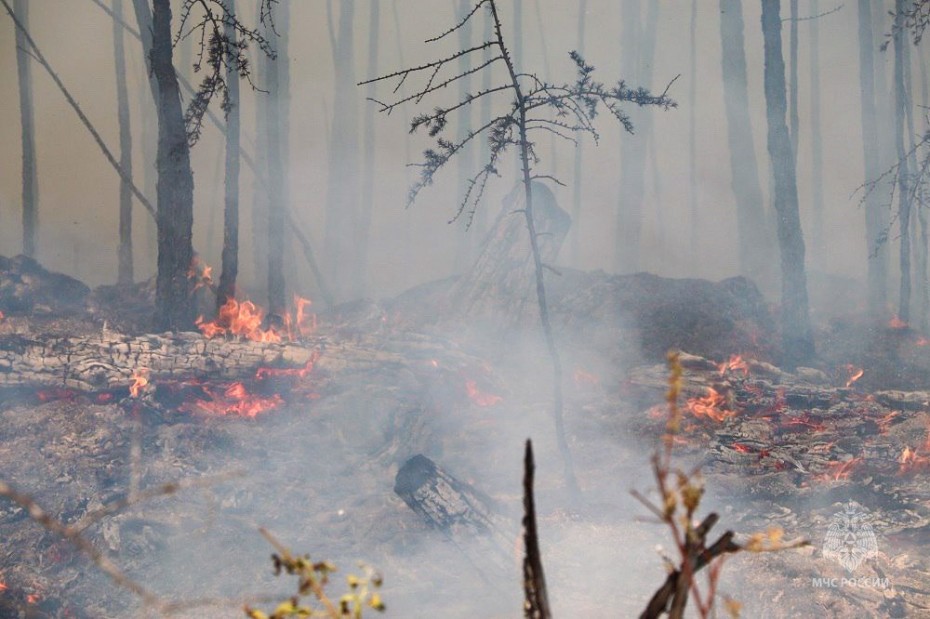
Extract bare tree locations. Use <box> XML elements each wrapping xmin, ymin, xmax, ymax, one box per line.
<box><xmin>761</xmin><ymin>0</ymin><xmax>815</xmax><ymax>366</ymax></box>
<box><xmin>894</xmin><ymin>0</ymin><xmax>914</xmax><ymax>322</ymax></box>
<box><xmin>113</xmin><ymin>0</ymin><xmax>134</xmax><ymax>284</ymax></box>
<box><xmin>362</xmin><ymin>0</ymin><xmax>674</xmax><ymax>494</ymax></box>
<box><xmin>14</xmin><ymin>0</ymin><xmax>37</xmax><ymax>258</ymax></box>
<box><xmin>216</xmin><ymin>0</ymin><xmax>241</xmax><ymax>309</ymax></box>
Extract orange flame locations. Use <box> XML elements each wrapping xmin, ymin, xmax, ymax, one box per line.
<box><xmin>732</xmin><ymin>443</ymin><xmax>752</xmax><ymax>454</ymax></box>
<box><xmin>844</xmin><ymin>365</ymin><xmax>864</xmax><ymax>388</ymax></box>
<box><xmin>26</xmin><ymin>593</ymin><xmax>39</xmax><ymax>604</ymax></box>
<box><xmin>197</xmin><ymin>295</ymin><xmax>316</xmax><ymax>343</ymax></box>
<box><xmin>818</xmin><ymin>457</ymin><xmax>862</xmax><ymax>482</ymax></box>
<box><xmin>572</xmin><ymin>367</ymin><xmax>600</xmax><ymax>386</ymax></box>
<box><xmin>129</xmin><ymin>368</ymin><xmax>150</xmax><ymax>398</ymax></box>
<box><xmin>465</xmin><ymin>380</ymin><xmax>502</xmax><ymax>407</ymax></box>
<box><xmin>718</xmin><ymin>354</ymin><xmax>749</xmax><ymax>376</ymax></box>
<box><xmin>685</xmin><ymin>387</ymin><xmax>735</xmax><ymax>422</ymax></box>
<box><xmin>181</xmin><ymin>381</ymin><xmax>284</xmax><ymax>418</ymax></box>
<box><xmin>188</xmin><ymin>255</ymin><xmax>214</xmax><ymax>293</ymax></box>
<box><xmin>0</xmin><ymin>580</ymin><xmax>7</xmax><ymax>592</ymax></box>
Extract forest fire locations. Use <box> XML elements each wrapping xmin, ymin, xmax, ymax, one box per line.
<box><xmin>179</xmin><ymin>381</ymin><xmax>284</xmax><ymax>418</ymax></box>
<box><xmin>685</xmin><ymin>387</ymin><xmax>736</xmax><ymax>422</ymax></box>
<box><xmin>196</xmin><ymin>295</ymin><xmax>316</xmax><ymax>342</ymax></box>
<box><xmin>129</xmin><ymin>368</ymin><xmax>149</xmax><ymax>398</ymax></box>
<box><xmin>717</xmin><ymin>354</ymin><xmax>749</xmax><ymax>375</ymax></box>
<box><xmin>844</xmin><ymin>365</ymin><xmax>864</xmax><ymax>388</ymax></box>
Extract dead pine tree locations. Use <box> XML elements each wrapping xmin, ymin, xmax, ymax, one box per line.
<box><xmin>360</xmin><ymin>0</ymin><xmax>675</xmax><ymax>496</ymax></box>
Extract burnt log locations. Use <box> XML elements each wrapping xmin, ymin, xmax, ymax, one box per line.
<box><xmin>394</xmin><ymin>454</ymin><xmax>516</xmax><ymax>584</ymax></box>
<box><xmin>446</xmin><ymin>182</ymin><xmax>570</xmax><ymax>324</ymax></box>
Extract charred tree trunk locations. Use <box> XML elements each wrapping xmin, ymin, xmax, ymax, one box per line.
<box><xmin>152</xmin><ymin>0</ymin><xmax>195</xmax><ymax>331</ymax></box>
<box><xmin>761</xmin><ymin>0</ymin><xmax>814</xmax><ymax>366</ymax></box>
<box><xmin>720</xmin><ymin>0</ymin><xmax>772</xmax><ymax>285</ymax></box>
<box><xmin>14</xmin><ymin>0</ymin><xmax>38</xmax><ymax>259</ymax></box>
<box><xmin>217</xmin><ymin>0</ymin><xmax>241</xmax><ymax>310</ymax></box>
<box><xmin>894</xmin><ymin>0</ymin><xmax>912</xmax><ymax>323</ymax></box>
<box><xmin>324</xmin><ymin>0</ymin><xmax>360</xmax><ymax>303</ymax></box>
<box><xmin>355</xmin><ymin>0</ymin><xmax>380</xmax><ymax>295</ymax></box>
<box><xmin>264</xmin><ymin>3</ymin><xmax>289</xmax><ymax>317</ymax></box>
<box><xmin>858</xmin><ymin>0</ymin><xmax>888</xmax><ymax>317</ymax></box>
<box><xmin>113</xmin><ymin>0</ymin><xmax>133</xmax><ymax>285</ymax></box>
<box><xmin>809</xmin><ymin>0</ymin><xmax>825</xmax><ymax>268</ymax></box>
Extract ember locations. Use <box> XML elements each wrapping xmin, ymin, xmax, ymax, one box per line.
<box><xmin>180</xmin><ymin>381</ymin><xmax>284</xmax><ymax>418</ymax></box>
<box><xmin>188</xmin><ymin>255</ymin><xmax>214</xmax><ymax>293</ymax></box>
<box><xmin>685</xmin><ymin>387</ymin><xmax>735</xmax><ymax>422</ymax></box>
<box><xmin>843</xmin><ymin>365</ymin><xmax>864</xmax><ymax>388</ymax></box>
<box><xmin>817</xmin><ymin>457</ymin><xmax>863</xmax><ymax>482</ymax></box>
<box><xmin>464</xmin><ymin>380</ymin><xmax>502</xmax><ymax>407</ymax></box>
<box><xmin>717</xmin><ymin>354</ymin><xmax>749</xmax><ymax>375</ymax></box>
<box><xmin>129</xmin><ymin>368</ymin><xmax>149</xmax><ymax>398</ymax></box>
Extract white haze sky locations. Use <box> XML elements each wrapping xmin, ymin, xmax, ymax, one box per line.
<box><xmin>0</xmin><ymin>0</ymin><xmax>918</xmax><ymax>305</ymax></box>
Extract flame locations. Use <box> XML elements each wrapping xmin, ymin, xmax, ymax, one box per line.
<box><xmin>26</xmin><ymin>593</ymin><xmax>39</xmax><ymax>604</ymax></box>
<box><xmin>685</xmin><ymin>387</ymin><xmax>735</xmax><ymax>422</ymax></box>
<box><xmin>718</xmin><ymin>354</ymin><xmax>749</xmax><ymax>376</ymax></box>
<box><xmin>196</xmin><ymin>296</ymin><xmax>316</xmax><ymax>343</ymax></box>
<box><xmin>844</xmin><ymin>365</ymin><xmax>864</xmax><ymax>388</ymax></box>
<box><xmin>465</xmin><ymin>380</ymin><xmax>502</xmax><ymax>407</ymax></box>
<box><xmin>572</xmin><ymin>367</ymin><xmax>600</xmax><ymax>386</ymax></box>
<box><xmin>732</xmin><ymin>443</ymin><xmax>752</xmax><ymax>454</ymax></box>
<box><xmin>129</xmin><ymin>368</ymin><xmax>149</xmax><ymax>398</ymax></box>
<box><xmin>0</xmin><ymin>580</ymin><xmax>6</xmax><ymax>592</ymax></box>
<box><xmin>181</xmin><ymin>381</ymin><xmax>284</xmax><ymax>418</ymax></box>
<box><xmin>877</xmin><ymin>411</ymin><xmax>899</xmax><ymax>434</ymax></box>
<box><xmin>889</xmin><ymin>315</ymin><xmax>908</xmax><ymax>329</ymax></box>
<box><xmin>188</xmin><ymin>255</ymin><xmax>214</xmax><ymax>293</ymax></box>
<box><xmin>254</xmin><ymin>354</ymin><xmax>318</xmax><ymax>381</ymax></box>
<box><xmin>818</xmin><ymin>457</ymin><xmax>862</xmax><ymax>482</ymax></box>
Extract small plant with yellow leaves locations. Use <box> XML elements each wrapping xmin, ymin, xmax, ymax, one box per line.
<box><xmin>244</xmin><ymin>528</ymin><xmax>385</xmax><ymax>619</ymax></box>
<box><xmin>635</xmin><ymin>352</ymin><xmax>807</xmax><ymax>619</ymax></box>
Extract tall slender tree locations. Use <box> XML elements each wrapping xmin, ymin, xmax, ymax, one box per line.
<box><xmin>720</xmin><ymin>0</ymin><xmax>772</xmax><ymax>284</ymax></box>
<box><xmin>356</xmin><ymin>0</ymin><xmax>381</xmax><ymax>294</ymax></box>
<box><xmin>453</xmin><ymin>0</ymin><xmax>475</xmax><ymax>271</ymax></box>
<box><xmin>789</xmin><ymin>0</ymin><xmax>800</xmax><ymax>157</ymax></box>
<box><xmin>113</xmin><ymin>0</ymin><xmax>133</xmax><ymax>284</ymax></box>
<box><xmin>761</xmin><ymin>0</ymin><xmax>815</xmax><ymax>365</ymax></box>
<box><xmin>265</xmin><ymin>1</ymin><xmax>289</xmax><ymax>317</ymax></box>
<box><xmin>217</xmin><ymin>0</ymin><xmax>241</xmax><ymax>309</ymax></box>
<box><xmin>809</xmin><ymin>0</ymin><xmax>825</xmax><ymax>268</ymax></box>
<box><xmin>894</xmin><ymin>0</ymin><xmax>913</xmax><ymax>322</ymax></box>
<box><xmin>14</xmin><ymin>0</ymin><xmax>37</xmax><ymax>258</ymax></box>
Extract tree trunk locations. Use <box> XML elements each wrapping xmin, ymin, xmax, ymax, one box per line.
<box><xmin>809</xmin><ymin>0</ymin><xmax>824</xmax><ymax>269</ymax></box>
<box><xmin>894</xmin><ymin>0</ymin><xmax>912</xmax><ymax>323</ymax></box>
<box><xmin>113</xmin><ymin>0</ymin><xmax>133</xmax><ymax>285</ymax></box>
<box><xmin>324</xmin><ymin>0</ymin><xmax>360</xmax><ymax>303</ymax></box>
<box><xmin>14</xmin><ymin>0</ymin><xmax>38</xmax><ymax>258</ymax></box>
<box><xmin>789</xmin><ymin>0</ymin><xmax>799</xmax><ymax>157</ymax></box>
<box><xmin>355</xmin><ymin>0</ymin><xmax>381</xmax><ymax>296</ymax></box>
<box><xmin>720</xmin><ymin>0</ymin><xmax>773</xmax><ymax>285</ymax></box>
<box><xmin>251</xmin><ymin>1</ymin><xmax>270</xmax><ymax>302</ymax></box>
<box><xmin>569</xmin><ymin>0</ymin><xmax>587</xmax><ymax>266</ymax></box>
<box><xmin>264</xmin><ymin>2</ymin><xmax>289</xmax><ymax>317</ymax></box>
<box><xmin>761</xmin><ymin>0</ymin><xmax>814</xmax><ymax>366</ymax></box>
<box><xmin>857</xmin><ymin>0</ymin><xmax>888</xmax><ymax>317</ymax></box>
<box><xmin>452</xmin><ymin>0</ymin><xmax>474</xmax><ymax>272</ymax></box>
<box><xmin>217</xmin><ymin>0</ymin><xmax>241</xmax><ymax>310</ymax></box>
<box><xmin>151</xmin><ymin>0</ymin><xmax>195</xmax><ymax>331</ymax></box>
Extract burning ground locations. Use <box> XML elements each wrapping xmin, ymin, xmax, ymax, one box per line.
<box><xmin>2</xmin><ymin>255</ymin><xmax>930</xmax><ymax>617</ymax></box>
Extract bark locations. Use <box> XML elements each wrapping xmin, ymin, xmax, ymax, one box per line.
<box><xmin>720</xmin><ymin>0</ymin><xmax>773</xmax><ymax>285</ymax></box>
<box><xmin>264</xmin><ymin>3</ymin><xmax>289</xmax><ymax>317</ymax></box>
<box><xmin>521</xmin><ymin>441</ymin><xmax>551</xmax><ymax>619</ymax></box>
<box><xmin>152</xmin><ymin>0</ymin><xmax>195</xmax><ymax>331</ymax></box>
<box><xmin>217</xmin><ymin>0</ymin><xmax>240</xmax><ymax>310</ymax></box>
<box><xmin>569</xmin><ymin>0</ymin><xmax>588</xmax><ymax>266</ymax></box>
<box><xmin>858</xmin><ymin>0</ymin><xmax>888</xmax><ymax>316</ymax></box>
<box><xmin>14</xmin><ymin>0</ymin><xmax>38</xmax><ymax>258</ymax></box>
<box><xmin>894</xmin><ymin>0</ymin><xmax>912</xmax><ymax>322</ymax></box>
<box><xmin>761</xmin><ymin>0</ymin><xmax>815</xmax><ymax>366</ymax></box>
<box><xmin>356</xmin><ymin>0</ymin><xmax>380</xmax><ymax>294</ymax></box>
<box><xmin>113</xmin><ymin>0</ymin><xmax>133</xmax><ymax>285</ymax></box>
<box><xmin>324</xmin><ymin>0</ymin><xmax>360</xmax><ymax>303</ymax></box>
<box><xmin>809</xmin><ymin>0</ymin><xmax>824</xmax><ymax>268</ymax></box>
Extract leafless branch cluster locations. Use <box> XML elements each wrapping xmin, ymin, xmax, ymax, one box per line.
<box><xmin>174</xmin><ymin>0</ymin><xmax>278</xmax><ymax>145</ymax></box>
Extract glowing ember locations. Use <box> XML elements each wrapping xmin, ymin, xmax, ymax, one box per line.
<box><xmin>717</xmin><ymin>354</ymin><xmax>749</xmax><ymax>376</ymax></box>
<box><xmin>877</xmin><ymin>411</ymin><xmax>899</xmax><ymax>434</ymax></box>
<box><xmin>889</xmin><ymin>315</ymin><xmax>908</xmax><ymax>329</ymax></box>
<box><xmin>254</xmin><ymin>354</ymin><xmax>318</xmax><ymax>380</ymax></box>
<box><xmin>26</xmin><ymin>593</ymin><xmax>39</xmax><ymax>604</ymax></box>
<box><xmin>188</xmin><ymin>255</ymin><xmax>214</xmax><ymax>292</ymax></box>
<box><xmin>732</xmin><ymin>443</ymin><xmax>752</xmax><ymax>454</ymax></box>
<box><xmin>129</xmin><ymin>368</ymin><xmax>149</xmax><ymax>398</ymax></box>
<box><xmin>0</xmin><ymin>580</ymin><xmax>6</xmax><ymax>592</ymax></box>
<box><xmin>844</xmin><ymin>365</ymin><xmax>864</xmax><ymax>388</ymax></box>
<box><xmin>817</xmin><ymin>457</ymin><xmax>862</xmax><ymax>482</ymax></box>
<box><xmin>181</xmin><ymin>381</ymin><xmax>284</xmax><ymax>418</ymax></box>
<box><xmin>465</xmin><ymin>380</ymin><xmax>502</xmax><ymax>407</ymax></box>
<box><xmin>197</xmin><ymin>295</ymin><xmax>316</xmax><ymax>343</ymax></box>
<box><xmin>572</xmin><ymin>367</ymin><xmax>600</xmax><ymax>386</ymax></box>
<box><xmin>685</xmin><ymin>387</ymin><xmax>735</xmax><ymax>422</ymax></box>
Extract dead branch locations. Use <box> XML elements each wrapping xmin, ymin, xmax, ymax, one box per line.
<box><xmin>521</xmin><ymin>440</ymin><xmax>551</xmax><ymax>619</ymax></box>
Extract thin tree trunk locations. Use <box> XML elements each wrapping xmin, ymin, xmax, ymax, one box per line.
<box><xmin>761</xmin><ymin>0</ymin><xmax>815</xmax><ymax>366</ymax></box>
<box><xmin>809</xmin><ymin>0</ymin><xmax>824</xmax><ymax>269</ymax></box>
<box><xmin>475</xmin><ymin>4</ymin><xmax>493</xmax><ymax>241</ymax></box>
<box><xmin>570</xmin><ymin>0</ymin><xmax>587</xmax><ymax>266</ymax></box>
<box><xmin>113</xmin><ymin>0</ymin><xmax>133</xmax><ymax>284</ymax></box>
<box><xmin>324</xmin><ymin>0</ymin><xmax>360</xmax><ymax>303</ymax></box>
<box><xmin>688</xmin><ymin>0</ymin><xmax>698</xmax><ymax>266</ymax></box>
<box><xmin>858</xmin><ymin>0</ymin><xmax>888</xmax><ymax>316</ymax></box>
<box><xmin>355</xmin><ymin>0</ymin><xmax>380</xmax><ymax>297</ymax></box>
<box><xmin>789</xmin><ymin>0</ymin><xmax>799</xmax><ymax>157</ymax></box>
<box><xmin>919</xmin><ymin>42</ymin><xmax>929</xmax><ymax>330</ymax></box>
<box><xmin>265</xmin><ymin>1</ymin><xmax>289</xmax><ymax>317</ymax></box>
<box><xmin>152</xmin><ymin>0</ymin><xmax>195</xmax><ymax>331</ymax></box>
<box><xmin>251</xmin><ymin>0</ymin><xmax>270</xmax><ymax>302</ymax></box>
<box><xmin>14</xmin><ymin>0</ymin><xmax>37</xmax><ymax>258</ymax></box>
<box><xmin>902</xmin><ymin>29</ymin><xmax>924</xmax><ymax>327</ymax></box>
<box><xmin>217</xmin><ymin>0</ymin><xmax>240</xmax><ymax>310</ymax></box>
<box><xmin>894</xmin><ymin>0</ymin><xmax>912</xmax><ymax>322</ymax></box>
<box><xmin>720</xmin><ymin>0</ymin><xmax>772</xmax><ymax>285</ymax></box>
<box><xmin>453</xmin><ymin>0</ymin><xmax>473</xmax><ymax>272</ymax></box>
